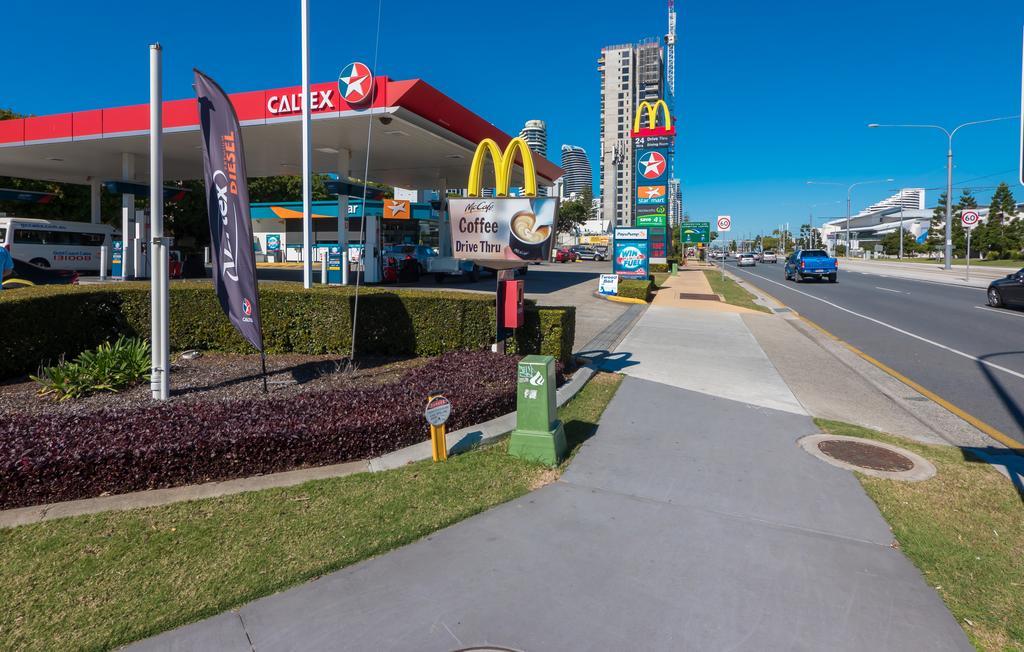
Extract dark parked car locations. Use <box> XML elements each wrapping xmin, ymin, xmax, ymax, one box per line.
<box><xmin>2</xmin><ymin>257</ymin><xmax>79</xmax><ymax>290</ymax></box>
<box><xmin>987</xmin><ymin>267</ymin><xmax>1024</xmax><ymax>309</ymax></box>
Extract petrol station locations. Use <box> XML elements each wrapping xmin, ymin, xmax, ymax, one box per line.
<box><xmin>0</xmin><ymin>74</ymin><xmax>562</xmax><ymax>282</ymax></box>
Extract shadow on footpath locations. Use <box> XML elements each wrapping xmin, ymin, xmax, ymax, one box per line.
<box><xmin>576</xmin><ymin>350</ymin><xmax>639</xmax><ymax>373</ymax></box>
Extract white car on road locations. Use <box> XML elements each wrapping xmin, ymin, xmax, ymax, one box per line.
<box><xmin>737</xmin><ymin>253</ymin><xmax>756</xmax><ymax>267</ymax></box>
<box><xmin>761</xmin><ymin>251</ymin><xmax>778</xmax><ymax>263</ymax></box>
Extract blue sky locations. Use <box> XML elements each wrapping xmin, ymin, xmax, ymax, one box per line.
<box><xmin>1</xmin><ymin>0</ymin><xmax>1021</xmax><ymax>234</ymax></box>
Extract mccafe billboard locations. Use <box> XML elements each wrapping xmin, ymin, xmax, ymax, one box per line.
<box><xmin>449</xmin><ymin>137</ymin><xmax>558</xmax><ymax>262</ymax></box>
<box><xmin>448</xmin><ymin>197</ymin><xmax>558</xmax><ymax>262</ymax></box>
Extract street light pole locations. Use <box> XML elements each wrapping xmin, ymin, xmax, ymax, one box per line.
<box><xmin>868</xmin><ymin>116</ymin><xmax>1016</xmax><ymax>269</ymax></box>
<box><xmin>808</xmin><ymin>180</ymin><xmax>890</xmax><ymax>257</ymax></box>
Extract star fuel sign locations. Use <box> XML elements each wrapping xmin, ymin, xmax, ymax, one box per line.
<box><xmin>636</xmin><ymin>150</ymin><xmax>668</xmax><ymax>182</ymax></box>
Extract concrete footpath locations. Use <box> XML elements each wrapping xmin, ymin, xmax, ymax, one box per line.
<box><xmin>130</xmin><ymin>302</ymin><xmax>970</xmax><ymax>650</ymax></box>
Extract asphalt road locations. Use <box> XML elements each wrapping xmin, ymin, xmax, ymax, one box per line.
<box><xmin>724</xmin><ymin>258</ymin><xmax>1024</xmax><ymax>446</ymax></box>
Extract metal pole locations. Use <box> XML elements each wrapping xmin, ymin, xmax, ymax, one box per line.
<box><xmin>898</xmin><ymin>204</ymin><xmax>904</xmax><ymax>260</ymax></box>
<box><xmin>337</xmin><ymin>149</ymin><xmax>350</xmax><ymax>285</ymax></box>
<box><xmin>321</xmin><ymin>254</ymin><xmax>327</xmax><ymax>284</ymax></box>
<box><xmin>944</xmin><ymin>140</ymin><xmax>954</xmax><ymax>270</ymax></box>
<box><xmin>149</xmin><ymin>43</ymin><xmax>168</xmax><ymax>400</ymax></box>
<box><xmin>99</xmin><ymin>245</ymin><xmax>108</xmax><ymax>281</ymax></box>
<box><xmin>846</xmin><ymin>189</ymin><xmax>852</xmax><ymax>258</ymax></box>
<box><xmin>966</xmin><ymin>228</ymin><xmax>971</xmax><ymax>282</ymax></box>
<box><xmin>300</xmin><ymin>0</ymin><xmax>313</xmax><ymax>289</ymax></box>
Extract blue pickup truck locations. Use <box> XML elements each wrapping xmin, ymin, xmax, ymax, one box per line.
<box><xmin>784</xmin><ymin>249</ymin><xmax>838</xmax><ymax>283</ymax></box>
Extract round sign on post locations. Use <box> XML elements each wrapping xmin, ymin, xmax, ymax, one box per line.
<box><xmin>425</xmin><ymin>394</ymin><xmax>451</xmax><ymax>462</ymax></box>
<box><xmin>717</xmin><ymin>215</ymin><xmax>732</xmax><ymax>232</ymax></box>
<box><xmin>425</xmin><ymin>395</ymin><xmax>451</xmax><ymax>426</ymax></box>
<box><xmin>961</xmin><ymin>210</ymin><xmax>980</xmax><ymax>230</ymax></box>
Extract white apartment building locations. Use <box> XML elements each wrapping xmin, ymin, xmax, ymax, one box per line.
<box><xmin>598</xmin><ymin>38</ymin><xmax>664</xmax><ymax>228</ymax></box>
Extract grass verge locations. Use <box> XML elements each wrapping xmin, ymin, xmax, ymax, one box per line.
<box><xmin>651</xmin><ymin>272</ymin><xmax>670</xmax><ymax>288</ymax></box>
<box><xmin>816</xmin><ymin>418</ymin><xmax>1024</xmax><ymax>651</ymax></box>
<box><xmin>703</xmin><ymin>270</ymin><xmax>772</xmax><ymax>313</ymax></box>
<box><xmin>0</xmin><ymin>372</ymin><xmax>622</xmax><ymax>651</ymax></box>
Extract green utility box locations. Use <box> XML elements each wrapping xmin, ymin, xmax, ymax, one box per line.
<box><xmin>508</xmin><ymin>355</ymin><xmax>566</xmax><ymax>465</ymax></box>
<box><xmin>671</xmin><ymin>262</ymin><xmax>678</xmax><ymax>275</ymax></box>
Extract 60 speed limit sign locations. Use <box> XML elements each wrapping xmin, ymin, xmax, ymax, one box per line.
<box><xmin>961</xmin><ymin>210</ymin><xmax>980</xmax><ymax>230</ymax></box>
<box><xmin>716</xmin><ymin>215</ymin><xmax>732</xmax><ymax>232</ymax></box>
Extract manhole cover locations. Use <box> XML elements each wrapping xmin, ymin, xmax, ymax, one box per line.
<box><xmin>799</xmin><ymin>435</ymin><xmax>936</xmax><ymax>481</ymax></box>
<box><xmin>817</xmin><ymin>440</ymin><xmax>914</xmax><ymax>472</ymax></box>
<box><xmin>679</xmin><ymin>292</ymin><xmax>721</xmax><ymax>301</ymax></box>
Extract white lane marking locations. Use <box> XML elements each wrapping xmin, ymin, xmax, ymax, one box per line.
<box><xmin>735</xmin><ymin>268</ymin><xmax>1024</xmax><ymax>382</ymax></box>
<box><xmin>977</xmin><ymin>306</ymin><xmax>1024</xmax><ymax>319</ymax></box>
<box><xmin>875</xmin><ymin>287</ymin><xmax>904</xmax><ymax>294</ymax></box>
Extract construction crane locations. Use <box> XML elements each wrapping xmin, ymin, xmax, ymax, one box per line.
<box><xmin>666</xmin><ymin>0</ymin><xmax>679</xmax><ymax>222</ymax></box>
<box><xmin>666</xmin><ymin>0</ymin><xmax>676</xmax><ymax>112</ymax></box>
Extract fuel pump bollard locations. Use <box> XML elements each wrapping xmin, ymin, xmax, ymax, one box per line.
<box><xmin>508</xmin><ymin>355</ymin><xmax>566</xmax><ymax>466</ymax></box>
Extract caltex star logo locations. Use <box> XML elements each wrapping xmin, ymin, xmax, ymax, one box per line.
<box><xmin>637</xmin><ymin>151</ymin><xmax>667</xmax><ymax>179</ymax></box>
<box><xmin>338</xmin><ymin>62</ymin><xmax>373</xmax><ymax>104</ymax></box>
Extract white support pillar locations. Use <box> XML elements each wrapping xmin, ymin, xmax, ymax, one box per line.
<box><xmin>90</xmin><ymin>179</ymin><xmax>101</xmax><ymax>224</ymax></box>
<box><xmin>300</xmin><ymin>0</ymin><xmax>313</xmax><ymax>289</ymax></box>
<box><xmin>150</xmin><ymin>43</ymin><xmax>169</xmax><ymax>400</ymax></box>
<box><xmin>438</xmin><ymin>177</ymin><xmax>451</xmax><ymax>257</ymax></box>
<box><xmin>364</xmin><ymin>212</ymin><xmax>380</xmax><ymax>283</ymax></box>
<box><xmin>337</xmin><ymin>149</ymin><xmax>351</xmax><ymax>284</ymax></box>
<box><xmin>121</xmin><ymin>153</ymin><xmax>136</xmax><ymax>279</ymax></box>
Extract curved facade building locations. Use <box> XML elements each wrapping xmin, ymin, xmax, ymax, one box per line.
<box><xmin>519</xmin><ymin>120</ymin><xmax>548</xmax><ymax>158</ymax></box>
<box><xmin>560</xmin><ymin>145</ymin><xmax>593</xmax><ymax>197</ymax></box>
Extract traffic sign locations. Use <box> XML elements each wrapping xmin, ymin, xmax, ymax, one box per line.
<box><xmin>961</xmin><ymin>210</ymin><xmax>980</xmax><ymax>230</ymax></box>
<box><xmin>680</xmin><ymin>222</ymin><xmax>711</xmax><ymax>244</ymax></box>
<box><xmin>425</xmin><ymin>395</ymin><xmax>452</xmax><ymax>426</ymax></box>
<box><xmin>716</xmin><ymin>215</ymin><xmax>732</xmax><ymax>232</ymax></box>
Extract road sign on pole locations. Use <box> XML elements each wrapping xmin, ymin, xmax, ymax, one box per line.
<box><xmin>717</xmin><ymin>215</ymin><xmax>732</xmax><ymax>232</ymax></box>
<box><xmin>961</xmin><ymin>210</ymin><xmax>980</xmax><ymax>283</ymax></box>
<box><xmin>960</xmin><ymin>210</ymin><xmax>980</xmax><ymax>230</ymax></box>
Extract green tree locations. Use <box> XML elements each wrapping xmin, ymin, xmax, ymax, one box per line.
<box><xmin>951</xmin><ymin>189</ymin><xmax>978</xmax><ymax>257</ymax></box>
<box><xmin>927</xmin><ymin>192</ymin><xmax>950</xmax><ymax>252</ymax></box>
<box><xmin>556</xmin><ymin>197</ymin><xmax>588</xmax><ymax>235</ymax></box>
<box><xmin>579</xmin><ymin>187</ymin><xmax>594</xmax><ymax>218</ymax></box>
<box><xmin>977</xmin><ymin>183</ymin><xmax>1017</xmax><ymax>259</ymax></box>
<box><xmin>880</xmin><ymin>229</ymin><xmax>919</xmax><ymax>256</ymax></box>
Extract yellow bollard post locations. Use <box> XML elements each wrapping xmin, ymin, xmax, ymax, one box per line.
<box><xmin>425</xmin><ymin>394</ymin><xmax>452</xmax><ymax>462</ymax></box>
<box><xmin>431</xmin><ymin>424</ymin><xmax>448</xmax><ymax>462</ymax></box>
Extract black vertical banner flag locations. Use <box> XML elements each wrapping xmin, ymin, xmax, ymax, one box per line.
<box><xmin>194</xmin><ymin>69</ymin><xmax>264</xmax><ymax>352</ymax></box>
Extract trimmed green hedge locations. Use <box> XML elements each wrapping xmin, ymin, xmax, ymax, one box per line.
<box><xmin>617</xmin><ymin>279</ymin><xmax>654</xmax><ymax>302</ymax></box>
<box><xmin>0</xmin><ymin>283</ymin><xmax>575</xmax><ymax>379</ymax></box>
<box><xmin>649</xmin><ymin>259</ymin><xmax>680</xmax><ymax>274</ymax></box>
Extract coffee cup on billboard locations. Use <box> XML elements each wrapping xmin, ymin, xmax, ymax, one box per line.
<box><xmin>508</xmin><ymin>210</ymin><xmax>552</xmax><ymax>260</ymax></box>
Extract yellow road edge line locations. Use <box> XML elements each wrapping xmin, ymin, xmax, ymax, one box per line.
<box><xmin>795</xmin><ymin>314</ymin><xmax>1022</xmax><ymax>452</ymax></box>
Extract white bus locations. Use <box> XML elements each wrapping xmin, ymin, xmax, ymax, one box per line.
<box><xmin>0</xmin><ymin>217</ymin><xmax>117</xmax><ymax>271</ymax></box>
